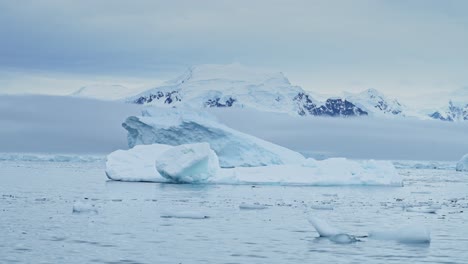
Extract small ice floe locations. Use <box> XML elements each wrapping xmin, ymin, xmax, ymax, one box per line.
<box><xmin>310</xmin><ymin>204</ymin><xmax>334</xmax><ymax>210</ymax></box>
<box><xmin>160</xmin><ymin>211</ymin><xmax>209</xmax><ymax>219</ymax></box>
<box><xmin>308</xmin><ymin>217</ymin><xmax>342</xmax><ymax>237</ymax></box>
<box><xmin>239</xmin><ymin>203</ymin><xmax>268</xmax><ymax>210</ymax></box>
<box><xmin>308</xmin><ymin>216</ymin><xmax>430</xmax><ymax>244</ymax></box>
<box><xmin>406</xmin><ymin>207</ymin><xmax>438</xmax><ymax>214</ymax></box>
<box><xmin>369</xmin><ymin>225</ymin><xmax>431</xmax><ymax>244</ymax></box>
<box><xmin>72</xmin><ymin>201</ymin><xmax>98</xmax><ymax>214</ymax></box>
<box><xmin>308</xmin><ymin>217</ymin><xmax>359</xmax><ymax>244</ymax></box>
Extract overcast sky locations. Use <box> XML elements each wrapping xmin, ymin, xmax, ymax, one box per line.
<box><xmin>1</xmin><ymin>0</ymin><xmax>467</xmax><ymax>104</ymax></box>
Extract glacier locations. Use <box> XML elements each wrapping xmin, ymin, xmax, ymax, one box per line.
<box><xmin>122</xmin><ymin>107</ymin><xmax>305</xmax><ymax>168</ymax></box>
<box><xmin>456</xmin><ymin>154</ymin><xmax>468</xmax><ymax>172</ymax></box>
<box><xmin>105</xmin><ymin>143</ymin><xmax>402</xmax><ymax>186</ymax></box>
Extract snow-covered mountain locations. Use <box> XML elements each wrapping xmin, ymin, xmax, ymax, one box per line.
<box><xmin>344</xmin><ymin>88</ymin><xmax>406</xmax><ymax>117</ymax></box>
<box><xmin>126</xmin><ymin>64</ymin><xmax>368</xmax><ymax>117</ymax></box>
<box><xmin>71</xmin><ymin>84</ymin><xmax>147</xmax><ymax>101</ymax></box>
<box><xmin>429</xmin><ymin>101</ymin><xmax>468</xmax><ymax>122</ymax></box>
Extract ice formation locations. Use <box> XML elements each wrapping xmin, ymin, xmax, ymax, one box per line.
<box><xmin>456</xmin><ymin>154</ymin><xmax>468</xmax><ymax>172</ymax></box>
<box><xmin>239</xmin><ymin>203</ymin><xmax>268</xmax><ymax>210</ymax></box>
<box><xmin>308</xmin><ymin>216</ymin><xmax>431</xmax><ymax>244</ymax></box>
<box><xmin>105</xmin><ymin>144</ymin><xmax>173</xmax><ymax>182</ymax></box>
<box><xmin>160</xmin><ymin>211</ymin><xmax>210</xmax><ymax>219</ymax></box>
<box><xmin>122</xmin><ymin>107</ymin><xmax>305</xmax><ymax>168</ymax></box>
<box><xmin>155</xmin><ymin>143</ymin><xmax>219</xmax><ymax>183</ymax></box>
<box><xmin>105</xmin><ymin>143</ymin><xmax>402</xmax><ymax>186</ymax></box>
<box><xmin>72</xmin><ymin>201</ymin><xmax>98</xmax><ymax>214</ymax></box>
<box><xmin>307</xmin><ymin>216</ymin><xmax>342</xmax><ymax>237</ymax></box>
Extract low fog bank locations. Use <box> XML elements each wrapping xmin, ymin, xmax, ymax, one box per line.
<box><xmin>0</xmin><ymin>95</ymin><xmax>142</xmax><ymax>154</ymax></box>
<box><xmin>1</xmin><ymin>95</ymin><xmax>466</xmax><ymax>160</ymax></box>
<box><xmin>209</xmin><ymin>108</ymin><xmax>468</xmax><ymax>161</ymax></box>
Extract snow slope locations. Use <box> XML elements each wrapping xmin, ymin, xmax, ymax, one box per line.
<box><xmin>345</xmin><ymin>89</ymin><xmax>406</xmax><ymax>117</ymax></box>
<box><xmin>122</xmin><ymin>107</ymin><xmax>306</xmax><ymax>168</ymax></box>
<box><xmin>429</xmin><ymin>101</ymin><xmax>468</xmax><ymax>122</ymax></box>
<box><xmin>126</xmin><ymin>64</ymin><xmax>368</xmax><ymax>117</ymax></box>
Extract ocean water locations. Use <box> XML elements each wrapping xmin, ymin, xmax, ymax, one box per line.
<box><xmin>1</xmin><ymin>159</ymin><xmax>467</xmax><ymax>263</ymax></box>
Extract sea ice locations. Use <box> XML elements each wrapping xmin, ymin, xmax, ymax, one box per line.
<box><xmin>160</xmin><ymin>211</ymin><xmax>210</xmax><ymax>219</ymax></box>
<box><xmin>239</xmin><ymin>203</ymin><xmax>268</xmax><ymax>210</ymax></box>
<box><xmin>155</xmin><ymin>143</ymin><xmax>219</xmax><ymax>183</ymax></box>
<box><xmin>72</xmin><ymin>201</ymin><xmax>98</xmax><ymax>214</ymax></box>
<box><xmin>122</xmin><ymin>107</ymin><xmax>305</xmax><ymax>167</ymax></box>
<box><xmin>456</xmin><ymin>154</ymin><xmax>468</xmax><ymax>172</ymax></box>
<box><xmin>308</xmin><ymin>216</ymin><xmax>431</xmax><ymax>244</ymax></box>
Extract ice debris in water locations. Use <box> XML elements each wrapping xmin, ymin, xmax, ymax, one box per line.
<box><xmin>155</xmin><ymin>143</ymin><xmax>219</xmax><ymax>183</ymax></box>
<box><xmin>160</xmin><ymin>211</ymin><xmax>209</xmax><ymax>219</ymax></box>
<box><xmin>369</xmin><ymin>225</ymin><xmax>431</xmax><ymax>244</ymax></box>
<box><xmin>239</xmin><ymin>203</ymin><xmax>268</xmax><ymax>210</ymax></box>
<box><xmin>72</xmin><ymin>201</ymin><xmax>98</xmax><ymax>214</ymax></box>
<box><xmin>406</xmin><ymin>206</ymin><xmax>438</xmax><ymax>214</ymax></box>
<box><xmin>308</xmin><ymin>216</ymin><xmax>431</xmax><ymax>244</ymax></box>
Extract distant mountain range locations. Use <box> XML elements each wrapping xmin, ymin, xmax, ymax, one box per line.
<box><xmin>71</xmin><ymin>64</ymin><xmax>467</xmax><ymax>121</ymax></box>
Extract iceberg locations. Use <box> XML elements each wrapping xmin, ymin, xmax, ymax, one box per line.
<box><xmin>122</xmin><ymin>107</ymin><xmax>305</xmax><ymax>168</ymax></box>
<box><xmin>155</xmin><ymin>143</ymin><xmax>219</xmax><ymax>183</ymax></box>
<box><xmin>105</xmin><ymin>143</ymin><xmax>402</xmax><ymax>186</ymax></box>
<box><xmin>105</xmin><ymin>144</ymin><xmax>173</xmax><ymax>182</ymax></box>
<box><xmin>456</xmin><ymin>154</ymin><xmax>468</xmax><ymax>172</ymax></box>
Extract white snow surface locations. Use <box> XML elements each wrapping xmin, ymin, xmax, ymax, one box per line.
<box><xmin>122</xmin><ymin>107</ymin><xmax>305</xmax><ymax>168</ymax></box>
<box><xmin>105</xmin><ymin>144</ymin><xmax>173</xmax><ymax>182</ymax></box>
<box><xmin>105</xmin><ymin>144</ymin><xmax>402</xmax><ymax>186</ymax></box>
<box><xmin>456</xmin><ymin>154</ymin><xmax>468</xmax><ymax>172</ymax></box>
<box><xmin>155</xmin><ymin>143</ymin><xmax>219</xmax><ymax>183</ymax></box>
<box><xmin>126</xmin><ymin>63</ymin><xmax>309</xmax><ymax>115</ymax></box>
<box><xmin>344</xmin><ymin>89</ymin><xmax>406</xmax><ymax>117</ymax></box>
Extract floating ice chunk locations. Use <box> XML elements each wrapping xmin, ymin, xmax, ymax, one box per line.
<box><xmin>307</xmin><ymin>216</ymin><xmax>342</xmax><ymax>237</ymax></box>
<box><xmin>406</xmin><ymin>207</ymin><xmax>438</xmax><ymax>214</ymax></box>
<box><xmin>122</xmin><ymin>107</ymin><xmax>305</xmax><ymax>168</ymax></box>
<box><xmin>239</xmin><ymin>203</ymin><xmax>268</xmax><ymax>210</ymax></box>
<box><xmin>105</xmin><ymin>144</ymin><xmax>173</xmax><ymax>182</ymax></box>
<box><xmin>310</xmin><ymin>204</ymin><xmax>334</xmax><ymax>210</ymax></box>
<box><xmin>456</xmin><ymin>154</ymin><xmax>468</xmax><ymax>172</ymax></box>
<box><xmin>329</xmin><ymin>234</ymin><xmax>358</xmax><ymax>244</ymax></box>
<box><xmin>156</xmin><ymin>143</ymin><xmax>219</xmax><ymax>183</ymax></box>
<box><xmin>369</xmin><ymin>225</ymin><xmax>431</xmax><ymax>244</ymax></box>
<box><xmin>160</xmin><ymin>211</ymin><xmax>209</xmax><ymax>219</ymax></box>
<box><xmin>72</xmin><ymin>201</ymin><xmax>98</xmax><ymax>214</ymax></box>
